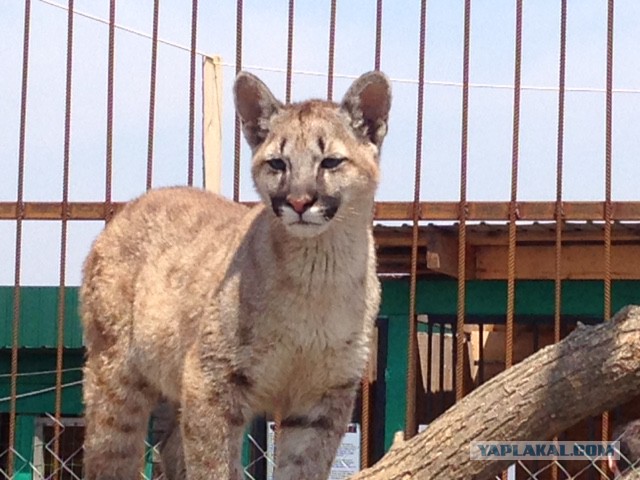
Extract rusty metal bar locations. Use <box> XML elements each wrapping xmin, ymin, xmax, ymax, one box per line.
<box><xmin>275</xmin><ymin>0</ymin><xmax>295</xmax><ymax>445</ymax></box>
<box><xmin>500</xmin><ymin>10</ymin><xmax>518</xmax><ymax>465</ymax></box>
<box><xmin>374</xmin><ymin>0</ymin><xmax>383</xmax><ymax>70</ymax></box>
<box><xmin>327</xmin><ymin>0</ymin><xmax>337</xmax><ymax>101</ymax></box>
<box><xmin>478</xmin><ymin>321</ymin><xmax>485</xmax><ymax>385</ymax></box>
<box><xmin>438</xmin><ymin>321</ymin><xmax>446</xmax><ymax>413</ymax></box>
<box><xmin>505</xmin><ymin>0</ymin><xmax>523</xmax><ymax>373</ymax></box>
<box><xmin>554</xmin><ymin>0</ymin><xmax>567</xmax><ymax>348</ymax></box>
<box><xmin>360</xmin><ymin>0</ymin><xmax>380</xmax><ymax>464</ymax></box>
<box><xmin>602</xmin><ymin>1</ymin><xmax>615</xmax><ymax>476</ymax></box>
<box><xmin>105</xmin><ymin>0</ymin><xmax>116</xmax><ymax>222</ymax></box>
<box><xmin>551</xmin><ymin>3</ymin><xmax>567</xmax><ymax>478</ymax></box>
<box><xmin>604</xmin><ymin>0</ymin><xmax>615</xmax><ymax>324</ymax></box>
<box><xmin>4</xmin><ymin>200</ymin><xmax>640</xmax><ymax>222</ymax></box>
<box><xmin>233</xmin><ymin>0</ymin><xmax>243</xmax><ymax>201</ymax></box>
<box><xmin>8</xmin><ymin>0</ymin><xmax>31</xmax><ymax>476</ymax></box>
<box><xmin>187</xmin><ymin>0</ymin><xmax>199</xmax><ymax>186</ymax></box>
<box><xmin>146</xmin><ymin>0</ymin><xmax>160</xmax><ymax>190</ymax></box>
<box><xmin>405</xmin><ymin>0</ymin><xmax>427</xmax><ymax>440</ymax></box>
<box><xmin>285</xmin><ymin>0</ymin><xmax>295</xmax><ymax>103</ymax></box>
<box><xmin>455</xmin><ymin>0</ymin><xmax>471</xmax><ymax>404</ymax></box>
<box><xmin>53</xmin><ymin>1</ymin><xmax>75</xmax><ymax>476</ymax></box>
<box><xmin>360</xmin><ymin>374</ymin><xmax>371</xmax><ymax>469</ymax></box>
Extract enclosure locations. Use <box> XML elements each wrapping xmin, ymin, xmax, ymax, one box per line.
<box><xmin>1</xmin><ymin>0</ymin><xmax>640</xmax><ymax>479</ymax></box>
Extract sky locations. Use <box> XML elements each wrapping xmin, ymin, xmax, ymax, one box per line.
<box><xmin>1</xmin><ymin>0</ymin><xmax>640</xmax><ymax>285</ymax></box>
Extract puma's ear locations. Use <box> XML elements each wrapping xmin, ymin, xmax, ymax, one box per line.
<box><xmin>341</xmin><ymin>71</ymin><xmax>392</xmax><ymax>148</ymax></box>
<box><xmin>234</xmin><ymin>72</ymin><xmax>283</xmax><ymax>150</ymax></box>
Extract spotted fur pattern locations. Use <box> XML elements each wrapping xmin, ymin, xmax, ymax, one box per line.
<box><xmin>81</xmin><ymin>71</ymin><xmax>391</xmax><ymax>480</ymax></box>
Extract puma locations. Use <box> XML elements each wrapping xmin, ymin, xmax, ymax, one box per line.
<box><xmin>81</xmin><ymin>70</ymin><xmax>391</xmax><ymax>480</ymax></box>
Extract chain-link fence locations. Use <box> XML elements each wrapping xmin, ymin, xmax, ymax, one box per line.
<box><xmin>3</xmin><ymin>426</ymin><xmax>640</xmax><ymax>480</ymax></box>
<box><xmin>2</xmin><ymin>411</ymin><xmax>640</xmax><ymax>479</ymax></box>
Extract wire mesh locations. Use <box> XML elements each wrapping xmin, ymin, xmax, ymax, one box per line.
<box><xmin>2</xmin><ymin>434</ymin><xmax>640</xmax><ymax>480</ymax></box>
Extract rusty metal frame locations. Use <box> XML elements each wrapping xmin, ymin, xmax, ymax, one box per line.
<box><xmin>2</xmin><ymin>200</ymin><xmax>640</xmax><ymax>222</ymax></box>
<box><xmin>3</xmin><ymin>1</ymin><xmax>640</xmax><ymax>478</ymax></box>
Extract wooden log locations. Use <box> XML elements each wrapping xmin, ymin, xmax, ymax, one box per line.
<box><xmin>349</xmin><ymin>305</ymin><xmax>640</xmax><ymax>480</ymax></box>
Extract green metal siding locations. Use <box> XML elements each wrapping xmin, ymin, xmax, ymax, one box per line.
<box><xmin>2</xmin><ymin>280</ymin><xmax>640</xmax><ymax>453</ymax></box>
<box><xmin>3</xmin><ymin>281</ymin><xmax>637</xmax><ymax>350</ymax></box>
<box><xmin>0</xmin><ymin>351</ymin><xmax>84</xmax><ymax>415</ymax></box>
<box><xmin>0</xmin><ymin>287</ymin><xmax>83</xmax><ymax>349</ymax></box>
<box><xmin>380</xmin><ymin>279</ymin><xmax>640</xmax><ymax>318</ymax></box>
<box><xmin>379</xmin><ymin>278</ymin><xmax>640</xmax><ymax>450</ymax></box>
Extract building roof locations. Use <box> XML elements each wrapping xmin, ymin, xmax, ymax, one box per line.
<box><xmin>374</xmin><ymin>221</ymin><xmax>640</xmax><ymax>278</ymax></box>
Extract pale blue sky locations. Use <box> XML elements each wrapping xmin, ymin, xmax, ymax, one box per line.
<box><xmin>1</xmin><ymin>0</ymin><xmax>640</xmax><ymax>285</ymax></box>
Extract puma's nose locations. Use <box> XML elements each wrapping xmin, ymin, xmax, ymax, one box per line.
<box><xmin>286</xmin><ymin>194</ymin><xmax>316</xmax><ymax>214</ymax></box>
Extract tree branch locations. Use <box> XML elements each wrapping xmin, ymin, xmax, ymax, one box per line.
<box><xmin>350</xmin><ymin>305</ymin><xmax>640</xmax><ymax>480</ymax></box>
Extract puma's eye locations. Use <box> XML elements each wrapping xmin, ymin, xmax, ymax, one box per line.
<box><xmin>266</xmin><ymin>158</ymin><xmax>287</xmax><ymax>171</ymax></box>
<box><xmin>320</xmin><ymin>157</ymin><xmax>345</xmax><ymax>169</ymax></box>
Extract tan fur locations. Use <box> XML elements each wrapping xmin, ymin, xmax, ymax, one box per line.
<box><xmin>81</xmin><ymin>71</ymin><xmax>391</xmax><ymax>480</ymax></box>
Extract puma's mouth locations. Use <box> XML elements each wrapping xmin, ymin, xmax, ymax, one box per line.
<box><xmin>292</xmin><ymin>219</ymin><xmax>321</xmax><ymax>225</ymax></box>
<box><xmin>271</xmin><ymin>196</ymin><xmax>339</xmax><ymax>220</ymax></box>
<box><xmin>270</xmin><ymin>195</ymin><xmax>340</xmax><ymax>236</ymax></box>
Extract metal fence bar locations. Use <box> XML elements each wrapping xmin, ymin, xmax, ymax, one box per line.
<box><xmin>551</xmin><ymin>2</ymin><xmax>567</xmax><ymax>479</ymax></box>
<box><xmin>3</xmin><ymin>200</ymin><xmax>640</xmax><ymax>222</ymax></box>
<box><xmin>478</xmin><ymin>320</ymin><xmax>485</xmax><ymax>385</ymax></box>
<box><xmin>360</xmin><ymin>1</ymin><xmax>382</xmax><ymax>468</ymax></box>
<box><xmin>53</xmin><ymin>0</ymin><xmax>75</xmax><ymax>476</ymax></box>
<box><xmin>603</xmin><ymin>1</ymin><xmax>615</xmax><ymax>323</ymax></box>
<box><xmin>7</xmin><ymin>1</ymin><xmax>32</xmax><ymax>476</ymax></box>
<box><xmin>105</xmin><ymin>0</ymin><xmax>116</xmax><ymax>222</ymax></box>
<box><xmin>405</xmin><ymin>0</ymin><xmax>427</xmax><ymax>441</ymax></box>
<box><xmin>438</xmin><ymin>321</ymin><xmax>445</xmax><ymax>414</ymax></box>
<box><xmin>326</xmin><ymin>0</ymin><xmax>337</xmax><ymax>101</ymax></box>
<box><xmin>361</xmin><ymin>0</ymin><xmax>382</xmax><ymax>465</ymax></box>
<box><xmin>505</xmin><ymin>0</ymin><xmax>523</xmax><ymax>371</ymax></box>
<box><xmin>504</xmin><ymin>4</ymin><xmax>523</xmax><ymax>475</ymax></box>
<box><xmin>285</xmin><ymin>0</ymin><xmax>295</xmax><ymax>103</ymax></box>
<box><xmin>374</xmin><ymin>0</ymin><xmax>383</xmax><ymax>71</ymax></box>
<box><xmin>233</xmin><ymin>0</ymin><xmax>243</xmax><ymax>201</ymax></box>
<box><xmin>455</xmin><ymin>0</ymin><xmax>471</xmax><ymax>403</ymax></box>
<box><xmin>554</xmin><ymin>0</ymin><xmax>567</xmax><ymax>358</ymax></box>
<box><xmin>187</xmin><ymin>0</ymin><xmax>199</xmax><ymax>186</ymax></box>
<box><xmin>601</xmin><ymin>1</ymin><xmax>616</xmax><ymax>478</ymax></box>
<box><xmin>146</xmin><ymin>0</ymin><xmax>160</xmax><ymax>191</ymax></box>
<box><xmin>361</xmin><ymin>373</ymin><xmax>371</xmax><ymax>469</ymax></box>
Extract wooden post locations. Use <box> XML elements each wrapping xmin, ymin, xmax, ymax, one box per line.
<box><xmin>202</xmin><ymin>55</ymin><xmax>223</xmax><ymax>194</ymax></box>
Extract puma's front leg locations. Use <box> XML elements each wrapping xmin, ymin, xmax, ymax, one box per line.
<box><xmin>181</xmin><ymin>348</ymin><xmax>248</xmax><ymax>480</ymax></box>
<box><xmin>275</xmin><ymin>385</ymin><xmax>357</xmax><ymax>480</ymax></box>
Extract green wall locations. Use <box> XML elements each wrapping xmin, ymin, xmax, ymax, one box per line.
<box><xmin>0</xmin><ymin>350</ymin><xmax>84</xmax><ymax>415</ymax></box>
<box><xmin>0</xmin><ymin>288</ymin><xmax>83</xmax><ymax>349</ymax></box>
<box><xmin>379</xmin><ymin>278</ymin><xmax>640</xmax><ymax>449</ymax></box>
<box><xmin>1</xmin><ymin>280</ymin><xmax>639</xmax><ymax>459</ymax></box>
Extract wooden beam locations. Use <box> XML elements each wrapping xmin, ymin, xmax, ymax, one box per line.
<box><xmin>376</xmin><ymin>248</ymin><xmax>428</xmax><ymax>274</ymax></box>
<box><xmin>425</xmin><ymin>231</ymin><xmax>460</xmax><ymax>278</ymax></box>
<box><xmin>475</xmin><ymin>244</ymin><xmax>640</xmax><ymax>280</ymax></box>
<box><xmin>375</xmin><ymin>223</ymin><xmax>640</xmax><ymax>249</ymax></box>
<box><xmin>202</xmin><ymin>55</ymin><xmax>223</xmax><ymax>193</ymax></box>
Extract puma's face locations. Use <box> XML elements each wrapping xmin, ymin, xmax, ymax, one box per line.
<box><xmin>234</xmin><ymin>71</ymin><xmax>392</xmax><ymax>238</ymax></box>
<box><xmin>250</xmin><ymin>103</ymin><xmax>381</xmax><ymax>237</ymax></box>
